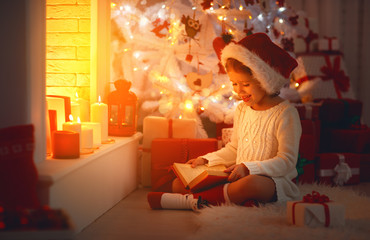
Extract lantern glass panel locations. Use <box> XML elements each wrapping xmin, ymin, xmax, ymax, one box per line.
<box><xmin>110</xmin><ymin>105</ymin><xmax>119</xmax><ymax>126</ymax></box>
<box><xmin>124</xmin><ymin>105</ymin><xmax>133</xmax><ymax>126</ymax></box>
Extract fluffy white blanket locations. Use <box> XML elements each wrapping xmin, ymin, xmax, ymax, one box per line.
<box><xmin>189</xmin><ymin>184</ymin><xmax>370</xmax><ymax>240</ymax></box>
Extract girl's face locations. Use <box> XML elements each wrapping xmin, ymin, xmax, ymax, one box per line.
<box><xmin>228</xmin><ymin>70</ymin><xmax>269</xmax><ymax>110</ymax></box>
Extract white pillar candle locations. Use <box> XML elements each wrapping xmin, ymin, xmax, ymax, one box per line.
<box><xmin>73</xmin><ymin>92</ymin><xmax>90</xmax><ymax>122</ymax></box>
<box><xmin>63</xmin><ymin>115</ymin><xmax>81</xmax><ymax>147</ymax></box>
<box><xmin>81</xmin><ymin>126</ymin><xmax>93</xmax><ymax>149</ymax></box>
<box><xmin>78</xmin><ymin>98</ymin><xmax>90</xmax><ymax>122</ymax></box>
<box><xmin>81</xmin><ymin>122</ymin><xmax>101</xmax><ymax>147</ymax></box>
<box><xmin>71</xmin><ymin>102</ymin><xmax>81</xmax><ymax>121</ymax></box>
<box><xmin>90</xmin><ymin>97</ymin><xmax>108</xmax><ymax>143</ymax></box>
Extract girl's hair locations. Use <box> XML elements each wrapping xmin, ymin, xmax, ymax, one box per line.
<box><xmin>225</xmin><ymin>58</ymin><xmax>280</xmax><ymax>97</ymax></box>
<box><xmin>225</xmin><ymin>58</ymin><xmax>253</xmax><ymax>75</ymax></box>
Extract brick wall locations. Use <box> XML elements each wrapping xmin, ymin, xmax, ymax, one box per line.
<box><xmin>46</xmin><ymin>0</ymin><xmax>91</xmax><ymax>101</ymax></box>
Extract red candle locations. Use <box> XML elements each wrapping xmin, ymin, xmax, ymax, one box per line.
<box><xmin>52</xmin><ymin>131</ymin><xmax>80</xmax><ymax>159</ymax></box>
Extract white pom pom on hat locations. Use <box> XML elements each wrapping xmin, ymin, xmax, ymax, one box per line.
<box><xmin>221</xmin><ymin>33</ymin><xmax>298</xmax><ymax>94</ymax></box>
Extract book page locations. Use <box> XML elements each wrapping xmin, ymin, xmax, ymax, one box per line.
<box><xmin>173</xmin><ymin>163</ymin><xmax>227</xmax><ymax>185</ymax></box>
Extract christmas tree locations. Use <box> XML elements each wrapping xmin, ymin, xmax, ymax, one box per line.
<box><xmin>111</xmin><ymin>0</ymin><xmax>316</xmax><ymax>137</ymax></box>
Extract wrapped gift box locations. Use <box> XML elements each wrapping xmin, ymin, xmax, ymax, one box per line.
<box><xmin>360</xmin><ymin>154</ymin><xmax>370</xmax><ymax>182</ymax></box>
<box><xmin>325</xmin><ymin>128</ymin><xmax>370</xmax><ymax>153</ymax></box>
<box><xmin>301</xmin><ymin>119</ymin><xmax>321</xmax><ymax>153</ymax></box>
<box><xmin>294</xmin><ymin>53</ymin><xmax>355</xmax><ymax>100</ymax></box>
<box><xmin>295</xmin><ymin>134</ymin><xmax>317</xmax><ymax>184</ymax></box>
<box><xmin>294</xmin><ymin>154</ymin><xmax>316</xmax><ymax>184</ymax></box>
<box><xmin>317</xmin><ymin>153</ymin><xmax>360</xmax><ymax>185</ymax></box>
<box><xmin>316</xmin><ymin>98</ymin><xmax>363</xmax><ymax>129</ymax></box>
<box><xmin>294</xmin><ymin>17</ymin><xmax>319</xmax><ymax>54</ymax></box>
<box><xmin>301</xmin><ymin>120</ymin><xmax>316</xmax><ymax>135</ymax></box>
<box><xmin>221</xmin><ymin>127</ymin><xmax>233</xmax><ymax>147</ymax></box>
<box><xmin>287</xmin><ymin>200</ymin><xmax>345</xmax><ymax>227</ymax></box>
<box><xmin>293</xmin><ymin>103</ymin><xmax>320</xmax><ymax>121</ymax></box>
<box><xmin>141</xmin><ymin>116</ymin><xmax>197</xmax><ymax>186</ymax></box>
<box><xmin>299</xmin><ymin>134</ymin><xmax>317</xmax><ymax>161</ymax></box>
<box><xmin>151</xmin><ymin>138</ymin><xmax>218</xmax><ymax>192</ymax></box>
<box><xmin>318</xmin><ymin>37</ymin><xmax>340</xmax><ymax>52</ymax></box>
<box><xmin>216</xmin><ymin>122</ymin><xmax>233</xmax><ymax>139</ymax></box>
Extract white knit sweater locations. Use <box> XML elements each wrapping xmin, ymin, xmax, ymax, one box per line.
<box><xmin>203</xmin><ymin>100</ymin><xmax>302</xmax><ymax>202</ymax></box>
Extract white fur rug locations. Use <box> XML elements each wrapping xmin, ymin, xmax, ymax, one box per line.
<box><xmin>188</xmin><ymin>184</ymin><xmax>370</xmax><ymax>240</ymax></box>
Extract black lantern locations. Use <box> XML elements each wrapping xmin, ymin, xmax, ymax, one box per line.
<box><xmin>108</xmin><ymin>79</ymin><xmax>137</xmax><ymax>136</ymax></box>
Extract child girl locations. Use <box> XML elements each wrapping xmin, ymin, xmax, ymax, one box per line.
<box><xmin>148</xmin><ymin>33</ymin><xmax>302</xmax><ymax>210</ymax></box>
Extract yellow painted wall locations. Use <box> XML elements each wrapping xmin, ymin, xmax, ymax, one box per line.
<box><xmin>46</xmin><ymin>0</ymin><xmax>91</xmax><ymax>101</ymax></box>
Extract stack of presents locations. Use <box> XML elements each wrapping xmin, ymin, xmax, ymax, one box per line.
<box><xmin>293</xmin><ymin>99</ymin><xmax>369</xmax><ymax>185</ymax></box>
<box><xmin>140</xmin><ymin>28</ymin><xmax>369</xmax><ymax>192</ymax></box>
<box><xmin>291</xmin><ymin>19</ymin><xmax>369</xmax><ymax>186</ymax></box>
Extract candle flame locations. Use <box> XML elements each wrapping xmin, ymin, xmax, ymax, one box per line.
<box><xmin>69</xmin><ymin>114</ymin><xmax>74</xmax><ymax>122</ymax></box>
<box><xmin>98</xmin><ymin>96</ymin><xmax>101</xmax><ymax>104</ymax></box>
<box><xmin>75</xmin><ymin>92</ymin><xmax>79</xmax><ymax>99</ymax></box>
<box><xmin>77</xmin><ymin>117</ymin><xmax>81</xmax><ymax>123</ymax></box>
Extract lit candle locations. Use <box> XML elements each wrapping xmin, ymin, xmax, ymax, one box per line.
<box><xmin>91</xmin><ymin>96</ymin><xmax>108</xmax><ymax>143</ymax></box>
<box><xmin>81</xmin><ymin>122</ymin><xmax>101</xmax><ymax>147</ymax></box>
<box><xmin>71</xmin><ymin>102</ymin><xmax>81</xmax><ymax>122</ymax></box>
<box><xmin>63</xmin><ymin>114</ymin><xmax>82</xmax><ymax>146</ymax></box>
<box><xmin>81</xmin><ymin>126</ymin><xmax>93</xmax><ymax>150</ymax></box>
<box><xmin>73</xmin><ymin>92</ymin><xmax>90</xmax><ymax>122</ymax></box>
<box><xmin>52</xmin><ymin>131</ymin><xmax>80</xmax><ymax>159</ymax></box>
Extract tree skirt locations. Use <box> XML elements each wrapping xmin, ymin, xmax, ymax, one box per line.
<box><xmin>189</xmin><ymin>184</ymin><xmax>370</xmax><ymax>240</ymax></box>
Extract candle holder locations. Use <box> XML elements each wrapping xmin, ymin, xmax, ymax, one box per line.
<box><xmin>108</xmin><ymin>79</ymin><xmax>137</xmax><ymax>137</ymax></box>
<box><xmin>52</xmin><ymin>131</ymin><xmax>80</xmax><ymax>159</ymax></box>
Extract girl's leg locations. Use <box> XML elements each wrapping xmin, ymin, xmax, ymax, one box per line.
<box><xmin>227</xmin><ymin>174</ymin><xmax>276</xmax><ymax>204</ymax></box>
<box><xmin>148</xmin><ymin>183</ymin><xmax>228</xmax><ymax>210</ymax></box>
<box><xmin>172</xmin><ymin>177</ymin><xmax>189</xmax><ymax>194</ymax></box>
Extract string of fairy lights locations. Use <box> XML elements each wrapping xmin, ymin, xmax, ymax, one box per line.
<box><xmin>110</xmin><ymin>0</ymin><xmax>306</xmax><ymax>122</ymax></box>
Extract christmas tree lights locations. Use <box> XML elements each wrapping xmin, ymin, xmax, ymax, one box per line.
<box><xmin>111</xmin><ymin>0</ymin><xmax>312</xmax><ymax>137</ymax></box>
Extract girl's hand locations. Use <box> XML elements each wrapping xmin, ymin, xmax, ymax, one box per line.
<box><xmin>225</xmin><ymin>164</ymin><xmax>250</xmax><ymax>182</ymax></box>
<box><xmin>186</xmin><ymin>157</ymin><xmax>208</xmax><ymax>168</ymax></box>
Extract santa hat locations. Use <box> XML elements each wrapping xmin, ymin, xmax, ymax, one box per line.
<box><xmin>221</xmin><ymin>33</ymin><xmax>298</xmax><ymax>94</ymax></box>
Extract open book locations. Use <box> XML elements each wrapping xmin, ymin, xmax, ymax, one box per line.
<box><xmin>172</xmin><ymin>162</ymin><xmax>229</xmax><ymax>192</ymax></box>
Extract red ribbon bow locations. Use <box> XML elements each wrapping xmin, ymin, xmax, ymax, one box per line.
<box><xmin>292</xmin><ymin>191</ymin><xmax>331</xmax><ymax>227</ymax></box>
<box><xmin>320</xmin><ymin>55</ymin><xmax>350</xmax><ymax>98</ymax></box>
<box><xmin>303</xmin><ymin>191</ymin><xmax>330</xmax><ymax>203</ymax></box>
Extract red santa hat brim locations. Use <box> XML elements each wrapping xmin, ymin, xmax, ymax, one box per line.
<box><xmin>221</xmin><ymin>33</ymin><xmax>297</xmax><ymax>94</ymax></box>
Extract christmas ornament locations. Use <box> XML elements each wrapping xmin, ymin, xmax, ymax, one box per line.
<box><xmin>182</xmin><ymin>15</ymin><xmax>202</xmax><ymax>39</ymax></box>
<box><xmin>186</xmin><ymin>71</ymin><xmax>213</xmax><ymax>91</ymax></box>
<box><xmin>201</xmin><ymin>0</ymin><xmax>213</xmax><ymax>10</ymax></box>
<box><xmin>182</xmin><ymin>14</ymin><xmax>202</xmax><ymax>62</ymax></box>
<box><xmin>289</xmin><ymin>15</ymin><xmax>299</xmax><ymax>25</ymax></box>
<box><xmin>151</xmin><ymin>18</ymin><xmax>170</xmax><ymax>38</ymax></box>
<box><xmin>281</xmin><ymin>37</ymin><xmax>294</xmax><ymax>52</ymax></box>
